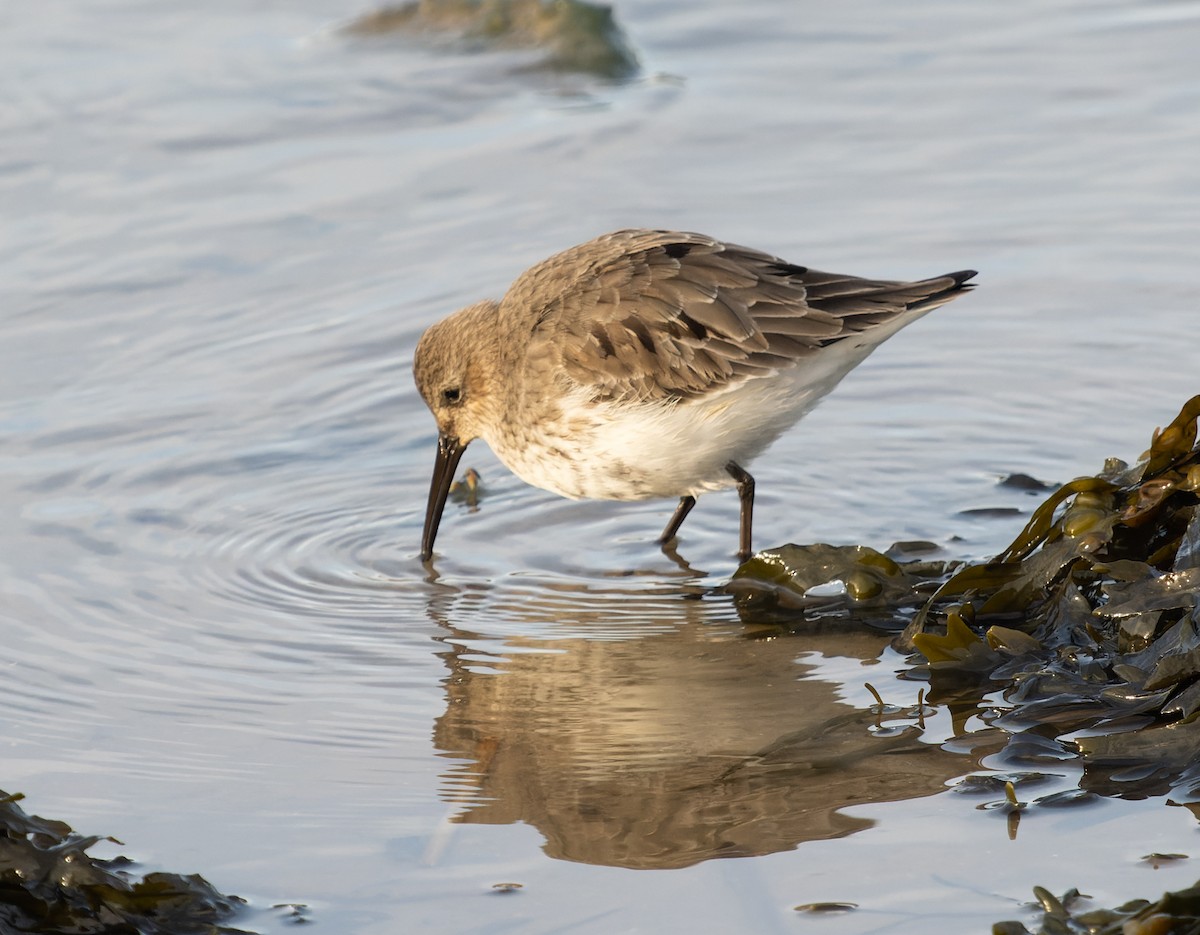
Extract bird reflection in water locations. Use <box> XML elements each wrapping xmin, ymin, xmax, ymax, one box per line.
<box><xmin>420</xmin><ymin>574</ymin><xmax>973</xmax><ymax>869</ymax></box>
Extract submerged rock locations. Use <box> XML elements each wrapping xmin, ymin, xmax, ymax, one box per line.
<box><xmin>340</xmin><ymin>0</ymin><xmax>641</xmax><ymax>79</ymax></box>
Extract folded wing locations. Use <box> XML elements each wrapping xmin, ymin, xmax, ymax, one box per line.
<box><xmin>507</xmin><ymin>228</ymin><xmax>975</xmax><ymax>403</ymax></box>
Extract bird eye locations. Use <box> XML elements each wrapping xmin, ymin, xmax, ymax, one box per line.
<box><xmin>442</xmin><ymin>387</ymin><xmax>462</xmax><ymax>404</ymax></box>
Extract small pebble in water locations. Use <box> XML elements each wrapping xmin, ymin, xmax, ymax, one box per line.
<box><xmin>793</xmin><ymin>902</ymin><xmax>858</xmax><ymax>913</ymax></box>
<box><xmin>998</xmin><ymin>472</ymin><xmax>1056</xmax><ymax>491</ymax></box>
<box><xmin>1140</xmin><ymin>853</ymin><xmax>1188</xmax><ymax>869</ymax></box>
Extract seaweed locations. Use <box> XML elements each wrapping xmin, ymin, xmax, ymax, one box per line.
<box><xmin>732</xmin><ymin>394</ymin><xmax>1200</xmax><ymax>800</ymax></box>
<box><xmin>726</xmin><ymin>543</ymin><xmax>953</xmax><ymax>629</ymax></box>
<box><xmin>891</xmin><ymin>395</ymin><xmax>1200</xmax><ymax>796</ymax></box>
<box><xmin>996</xmin><ymin>878</ymin><xmax>1200</xmax><ymax>934</ymax></box>
<box><xmin>449</xmin><ymin>466</ymin><xmax>485</xmax><ymax>510</ymax></box>
<box><xmin>1</xmin><ymin>790</ymin><xmax>250</xmax><ymax>935</ymax></box>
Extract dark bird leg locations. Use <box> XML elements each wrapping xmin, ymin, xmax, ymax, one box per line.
<box><xmin>725</xmin><ymin>461</ymin><xmax>755</xmax><ymax>562</ymax></box>
<box><xmin>658</xmin><ymin>495</ymin><xmax>697</xmax><ymax>547</ymax></box>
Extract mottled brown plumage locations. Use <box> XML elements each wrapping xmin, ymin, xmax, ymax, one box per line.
<box><xmin>415</xmin><ymin>229</ymin><xmax>976</xmax><ymax>561</ymax></box>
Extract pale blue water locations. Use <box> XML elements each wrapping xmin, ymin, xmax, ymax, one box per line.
<box><xmin>3</xmin><ymin>0</ymin><xmax>1200</xmax><ymax>931</ymax></box>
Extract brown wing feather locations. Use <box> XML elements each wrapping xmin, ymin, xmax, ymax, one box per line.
<box><xmin>504</xmin><ymin>229</ymin><xmax>975</xmax><ymax>403</ymax></box>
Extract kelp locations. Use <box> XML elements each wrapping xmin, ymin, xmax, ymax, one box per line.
<box><xmin>907</xmin><ymin>395</ymin><xmax>1200</xmax><ymax>648</ymax></box>
<box><xmin>732</xmin><ymin>395</ymin><xmax>1200</xmax><ymax>799</ymax></box>
<box><xmin>726</xmin><ymin>543</ymin><xmax>953</xmax><ymax>629</ymax></box>
<box><xmin>0</xmin><ymin>790</ymin><xmax>250</xmax><ymax>934</ymax></box>
<box><xmin>894</xmin><ymin>396</ymin><xmax>1200</xmax><ymax>791</ymax></box>
<box><xmin>995</xmin><ymin>878</ymin><xmax>1200</xmax><ymax>934</ymax></box>
<box><xmin>340</xmin><ymin>0</ymin><xmax>641</xmax><ymax>79</ymax></box>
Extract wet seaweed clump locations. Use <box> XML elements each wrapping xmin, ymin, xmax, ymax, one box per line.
<box><xmin>899</xmin><ymin>395</ymin><xmax>1200</xmax><ymax>799</ymax></box>
<box><xmin>340</xmin><ymin>0</ymin><xmax>641</xmax><ymax>79</ymax></box>
<box><xmin>995</xmin><ymin>878</ymin><xmax>1200</xmax><ymax>934</ymax></box>
<box><xmin>1</xmin><ymin>790</ymin><xmax>249</xmax><ymax>934</ymax></box>
<box><xmin>726</xmin><ymin>542</ymin><xmax>953</xmax><ymax>630</ymax></box>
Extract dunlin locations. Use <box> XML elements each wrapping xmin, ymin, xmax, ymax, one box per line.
<box><xmin>414</xmin><ymin>229</ymin><xmax>975</xmax><ymax>562</ymax></box>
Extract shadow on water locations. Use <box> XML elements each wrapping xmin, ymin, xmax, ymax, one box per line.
<box><xmin>418</xmin><ymin>574</ymin><xmax>967</xmax><ymax>869</ymax></box>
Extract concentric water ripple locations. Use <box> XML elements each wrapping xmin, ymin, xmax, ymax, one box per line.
<box><xmin>192</xmin><ymin>457</ymin><xmax>739</xmax><ymax>642</ymax></box>
<box><xmin>204</xmin><ymin>500</ymin><xmax>413</xmax><ymax>618</ymax></box>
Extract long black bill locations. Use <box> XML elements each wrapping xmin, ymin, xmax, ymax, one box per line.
<box><xmin>420</xmin><ymin>433</ymin><xmax>467</xmax><ymax>561</ymax></box>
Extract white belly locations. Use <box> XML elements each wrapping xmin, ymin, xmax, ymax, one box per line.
<box><xmin>487</xmin><ymin>343</ymin><xmax>876</xmax><ymax>502</ymax></box>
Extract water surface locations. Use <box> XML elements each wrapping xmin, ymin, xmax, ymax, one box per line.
<box><xmin>3</xmin><ymin>0</ymin><xmax>1200</xmax><ymax>931</ymax></box>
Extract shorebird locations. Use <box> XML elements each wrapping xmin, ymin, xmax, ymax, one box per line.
<box><xmin>414</xmin><ymin>229</ymin><xmax>975</xmax><ymax>562</ymax></box>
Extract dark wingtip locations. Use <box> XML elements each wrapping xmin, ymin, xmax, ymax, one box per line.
<box><xmin>902</xmin><ymin>268</ymin><xmax>977</xmax><ymax>313</ymax></box>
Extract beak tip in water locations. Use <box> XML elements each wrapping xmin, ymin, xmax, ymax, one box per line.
<box><xmin>420</xmin><ymin>432</ymin><xmax>467</xmax><ymax>565</ymax></box>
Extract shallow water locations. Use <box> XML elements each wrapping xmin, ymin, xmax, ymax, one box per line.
<box><xmin>3</xmin><ymin>0</ymin><xmax>1200</xmax><ymax>931</ymax></box>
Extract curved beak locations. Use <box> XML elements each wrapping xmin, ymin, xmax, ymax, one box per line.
<box><xmin>420</xmin><ymin>432</ymin><xmax>467</xmax><ymax>561</ymax></box>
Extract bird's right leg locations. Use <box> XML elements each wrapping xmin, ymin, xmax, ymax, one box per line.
<box><xmin>725</xmin><ymin>461</ymin><xmax>755</xmax><ymax>562</ymax></box>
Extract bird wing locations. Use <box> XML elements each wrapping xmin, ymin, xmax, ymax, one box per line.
<box><xmin>505</xmin><ymin>229</ymin><xmax>975</xmax><ymax>403</ymax></box>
